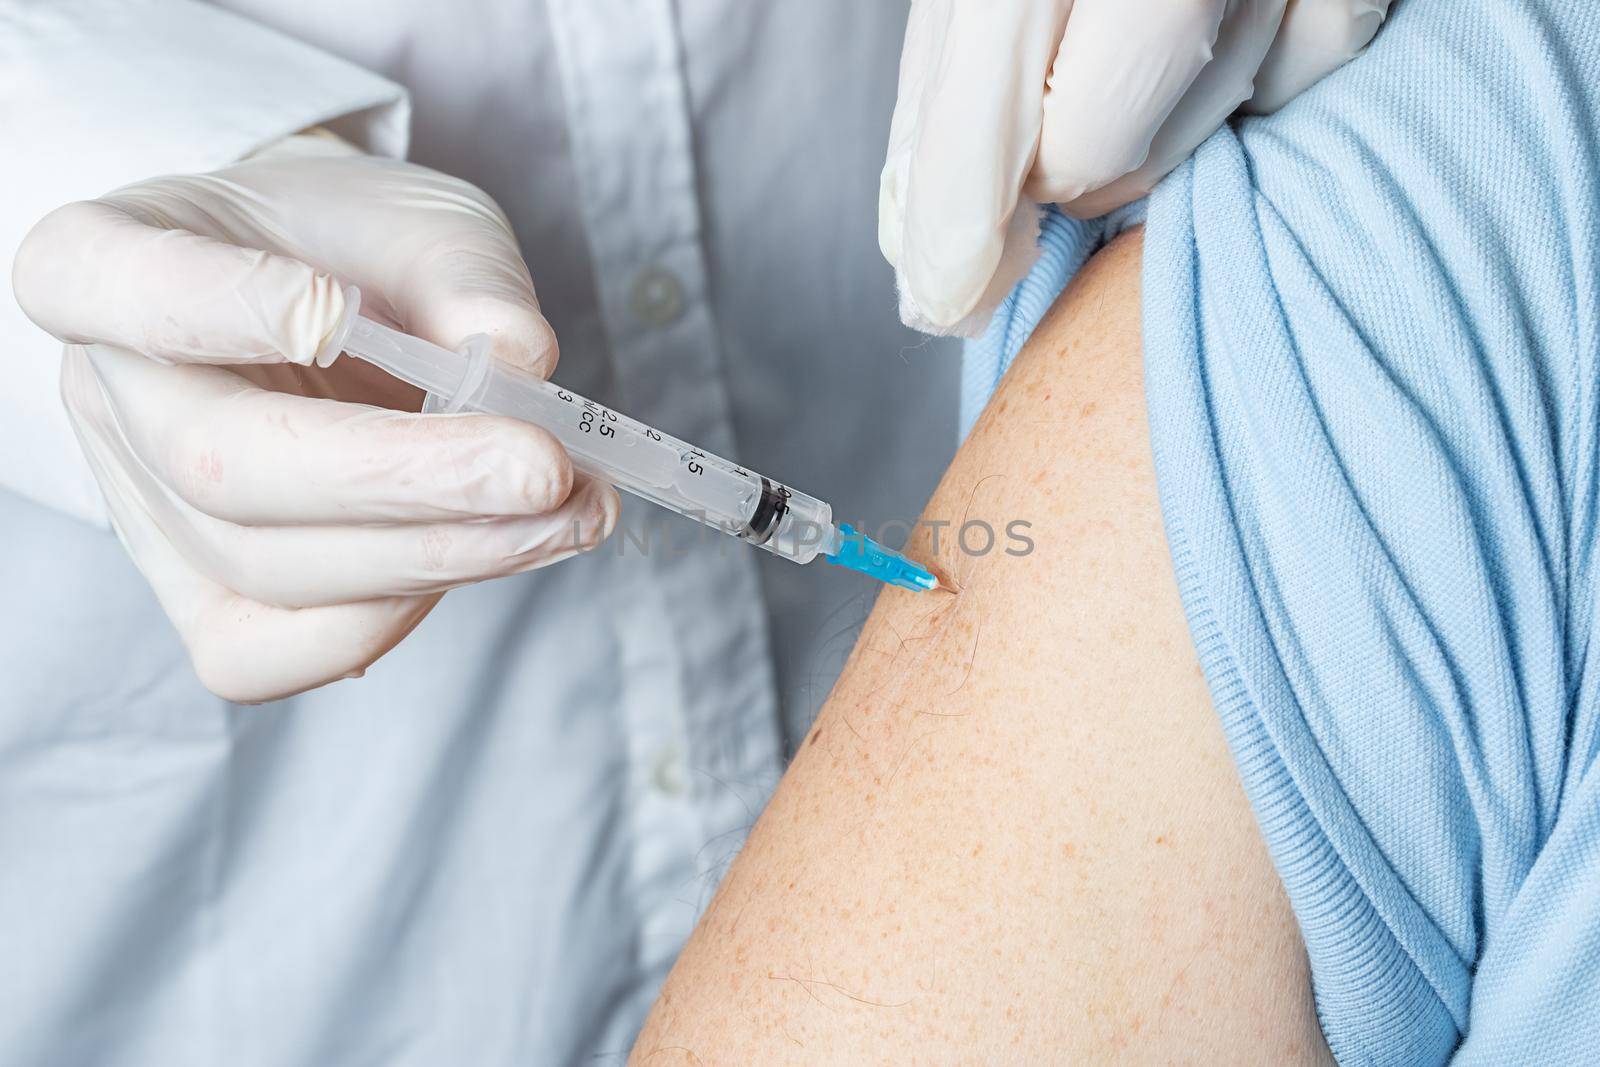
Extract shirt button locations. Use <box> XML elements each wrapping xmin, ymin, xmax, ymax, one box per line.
<box><xmin>630</xmin><ymin>266</ymin><xmax>685</xmax><ymax>328</ymax></box>
<box><xmin>651</xmin><ymin>743</ymin><xmax>688</xmax><ymax>797</ymax></box>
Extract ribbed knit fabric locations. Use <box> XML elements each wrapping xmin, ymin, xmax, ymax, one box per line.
<box><xmin>966</xmin><ymin>1</ymin><xmax>1600</xmax><ymax>1062</ymax></box>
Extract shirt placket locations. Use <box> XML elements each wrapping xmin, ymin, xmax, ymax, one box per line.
<box><xmin>543</xmin><ymin>0</ymin><xmax>785</xmax><ymax>1013</ymax></box>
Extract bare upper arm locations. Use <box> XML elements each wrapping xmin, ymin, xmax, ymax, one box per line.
<box><xmin>631</xmin><ymin>229</ymin><xmax>1328</xmax><ymax>1065</ymax></box>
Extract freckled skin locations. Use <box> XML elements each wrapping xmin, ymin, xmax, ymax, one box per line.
<box><xmin>631</xmin><ymin>230</ymin><xmax>1329</xmax><ymax>1066</ymax></box>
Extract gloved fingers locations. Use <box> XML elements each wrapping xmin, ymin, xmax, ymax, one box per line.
<box><xmin>62</xmin><ymin>347</ymin><xmax>440</xmax><ymax>704</ymax></box>
<box><xmin>160</xmin><ymin>527</ymin><xmax>440</xmax><ymax>704</ymax></box>
<box><xmin>354</xmin><ymin>173</ymin><xmax>560</xmax><ymax>380</ymax></box>
<box><xmin>180</xmin><ymin>592</ymin><xmax>441</xmax><ymax>705</ymax></box>
<box><xmin>1246</xmin><ymin>0</ymin><xmax>1391</xmax><ymax>114</ymax></box>
<box><xmin>79</xmin><ymin>346</ymin><xmax>576</xmax><ymax>525</ymax></box>
<box><xmin>1060</xmin><ymin>0</ymin><xmax>1289</xmax><ymax>218</ymax></box>
<box><xmin>391</xmin><ymin>259</ymin><xmax>559</xmax><ymax>381</ymax></box>
<box><xmin>896</xmin><ymin>0</ymin><xmax>1070</xmax><ymax>330</ymax></box>
<box><xmin>878</xmin><ymin>0</ymin><xmax>947</xmax><ymax>270</ymax></box>
<box><xmin>172</xmin><ymin>153</ymin><xmax>560</xmax><ymax>378</ymax></box>
<box><xmin>161</xmin><ymin>477</ymin><xmax>618</xmax><ymax>609</ymax></box>
<box><xmin>126</xmin><ymin>498</ymin><xmax>440</xmax><ymax>704</ymax></box>
<box><xmin>1025</xmin><ymin>0</ymin><xmax>1228</xmax><ymax>207</ymax></box>
<box><xmin>67</xmin><ymin>362</ymin><xmax>616</xmax><ymax>605</ymax></box>
<box><xmin>13</xmin><ymin>198</ymin><xmax>344</xmax><ymax>367</ymax></box>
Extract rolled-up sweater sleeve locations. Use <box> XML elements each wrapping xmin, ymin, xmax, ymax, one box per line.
<box><xmin>2</xmin><ymin>0</ymin><xmax>410</xmax><ymax>524</ymax></box>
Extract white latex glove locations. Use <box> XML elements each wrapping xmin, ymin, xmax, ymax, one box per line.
<box><xmin>880</xmin><ymin>0</ymin><xmax>1393</xmax><ymax>335</ymax></box>
<box><xmin>12</xmin><ymin>132</ymin><xmax>618</xmax><ymax>703</ymax></box>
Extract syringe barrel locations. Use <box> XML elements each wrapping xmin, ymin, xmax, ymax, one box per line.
<box><xmin>456</xmin><ymin>354</ymin><xmax>836</xmax><ymax>563</ymax></box>
<box><xmin>334</xmin><ymin>308</ymin><xmax>838</xmax><ymax>565</ymax></box>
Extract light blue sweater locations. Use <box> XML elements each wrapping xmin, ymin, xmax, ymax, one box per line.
<box><xmin>967</xmin><ymin>1</ymin><xmax>1600</xmax><ymax>1061</ymax></box>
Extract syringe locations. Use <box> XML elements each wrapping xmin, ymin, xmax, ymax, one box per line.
<box><xmin>317</xmin><ymin>287</ymin><xmax>940</xmax><ymax>593</ymax></box>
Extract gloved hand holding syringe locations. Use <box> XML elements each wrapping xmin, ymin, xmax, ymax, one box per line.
<box><xmin>323</xmin><ymin>288</ymin><xmax>941</xmax><ymax>594</ymax></box>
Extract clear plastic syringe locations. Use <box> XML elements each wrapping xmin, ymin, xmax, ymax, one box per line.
<box><xmin>317</xmin><ymin>288</ymin><xmax>940</xmax><ymax>593</ymax></box>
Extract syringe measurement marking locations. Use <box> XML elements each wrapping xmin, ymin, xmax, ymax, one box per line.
<box><xmin>550</xmin><ymin>384</ymin><xmax>754</xmax><ymax>484</ymax></box>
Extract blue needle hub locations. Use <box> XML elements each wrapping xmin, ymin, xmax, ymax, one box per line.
<box><xmin>823</xmin><ymin>523</ymin><xmax>941</xmax><ymax>592</ymax></box>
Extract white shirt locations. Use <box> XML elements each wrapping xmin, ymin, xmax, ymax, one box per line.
<box><xmin>0</xmin><ymin>1</ymin><xmax>959</xmax><ymax>1063</ymax></box>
